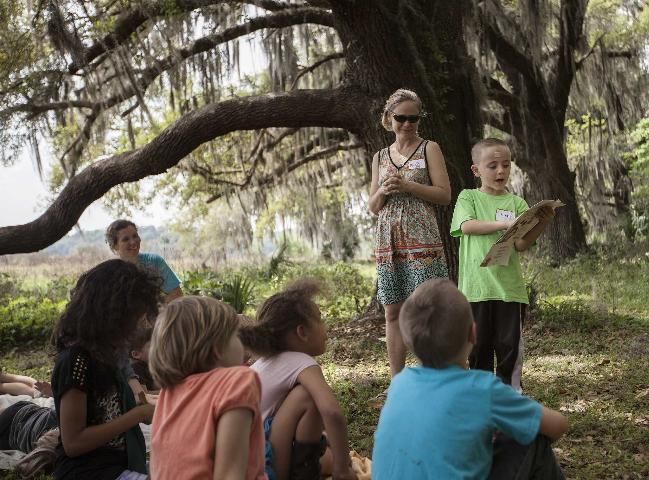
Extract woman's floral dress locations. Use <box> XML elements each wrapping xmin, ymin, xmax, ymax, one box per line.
<box><xmin>375</xmin><ymin>140</ymin><xmax>448</xmax><ymax>305</ymax></box>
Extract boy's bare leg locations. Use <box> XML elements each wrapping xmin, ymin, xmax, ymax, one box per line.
<box><xmin>269</xmin><ymin>385</ymin><xmax>323</xmax><ymax>480</ymax></box>
<box><xmin>385</xmin><ymin>302</ymin><xmax>406</xmax><ymax>377</ymax></box>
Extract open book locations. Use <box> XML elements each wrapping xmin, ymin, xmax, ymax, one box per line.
<box><xmin>480</xmin><ymin>199</ymin><xmax>565</xmax><ymax>267</ymax></box>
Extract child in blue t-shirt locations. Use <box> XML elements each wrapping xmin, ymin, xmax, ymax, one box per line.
<box><xmin>372</xmin><ymin>279</ymin><xmax>568</xmax><ymax>480</ymax></box>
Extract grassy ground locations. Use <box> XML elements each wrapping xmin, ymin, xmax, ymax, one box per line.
<box><xmin>2</xmin><ymin>249</ymin><xmax>649</xmax><ymax>479</ymax></box>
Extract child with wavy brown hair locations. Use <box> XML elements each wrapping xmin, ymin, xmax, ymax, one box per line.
<box><xmin>240</xmin><ymin>279</ymin><xmax>356</xmax><ymax>480</ymax></box>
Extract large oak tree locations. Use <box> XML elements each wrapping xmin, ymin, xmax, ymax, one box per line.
<box><xmin>0</xmin><ymin>0</ymin><xmax>480</xmax><ymax>280</ymax></box>
<box><xmin>476</xmin><ymin>0</ymin><xmax>647</xmax><ymax>258</ymax></box>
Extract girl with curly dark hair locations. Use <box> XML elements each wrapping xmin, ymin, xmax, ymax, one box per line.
<box><xmin>50</xmin><ymin>259</ymin><xmax>161</xmax><ymax>480</ymax></box>
<box><xmin>240</xmin><ymin>279</ymin><xmax>355</xmax><ymax>480</ymax></box>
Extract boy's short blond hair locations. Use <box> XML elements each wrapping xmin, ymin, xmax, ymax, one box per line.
<box><xmin>149</xmin><ymin>296</ymin><xmax>239</xmax><ymax>388</ymax></box>
<box><xmin>399</xmin><ymin>279</ymin><xmax>473</xmax><ymax>368</ymax></box>
<box><xmin>471</xmin><ymin>137</ymin><xmax>511</xmax><ymax>164</ymax></box>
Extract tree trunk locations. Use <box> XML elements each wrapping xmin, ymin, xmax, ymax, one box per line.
<box><xmin>331</xmin><ymin>0</ymin><xmax>481</xmax><ymax>281</ymax></box>
<box><xmin>524</xmin><ymin>157</ymin><xmax>587</xmax><ymax>260</ymax></box>
<box><xmin>513</xmin><ymin>125</ymin><xmax>588</xmax><ymax>260</ymax></box>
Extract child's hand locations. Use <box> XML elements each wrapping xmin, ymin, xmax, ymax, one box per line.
<box><xmin>137</xmin><ymin>403</ymin><xmax>155</xmax><ymax>424</ymax></box>
<box><xmin>502</xmin><ymin>219</ymin><xmax>515</xmax><ymax>230</ymax></box>
<box><xmin>537</xmin><ymin>205</ymin><xmax>555</xmax><ymax>224</ymax></box>
<box><xmin>34</xmin><ymin>381</ymin><xmax>53</xmax><ymax>397</ymax></box>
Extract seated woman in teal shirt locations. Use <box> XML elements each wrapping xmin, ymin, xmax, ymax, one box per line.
<box><xmin>105</xmin><ymin>219</ymin><xmax>183</xmax><ymax>303</ymax></box>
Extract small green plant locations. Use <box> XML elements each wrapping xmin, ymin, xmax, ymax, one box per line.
<box><xmin>221</xmin><ymin>274</ymin><xmax>256</xmax><ymax>313</ymax></box>
<box><xmin>181</xmin><ymin>270</ymin><xmax>223</xmax><ymax>299</ymax></box>
<box><xmin>0</xmin><ymin>271</ymin><xmax>17</xmax><ymax>300</ymax></box>
<box><xmin>266</xmin><ymin>239</ymin><xmax>293</xmax><ymax>279</ymax></box>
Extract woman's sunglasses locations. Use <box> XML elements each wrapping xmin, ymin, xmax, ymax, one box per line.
<box><xmin>392</xmin><ymin>113</ymin><xmax>426</xmax><ymax>123</ymax></box>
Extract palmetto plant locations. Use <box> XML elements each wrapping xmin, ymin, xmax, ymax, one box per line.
<box><xmin>221</xmin><ymin>275</ymin><xmax>256</xmax><ymax>314</ymax></box>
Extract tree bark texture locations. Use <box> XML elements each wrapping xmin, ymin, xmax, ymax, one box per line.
<box><xmin>512</xmin><ymin>124</ymin><xmax>587</xmax><ymax>259</ymax></box>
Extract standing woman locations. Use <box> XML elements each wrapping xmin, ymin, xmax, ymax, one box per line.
<box><xmin>105</xmin><ymin>220</ymin><xmax>183</xmax><ymax>303</ymax></box>
<box><xmin>369</xmin><ymin>89</ymin><xmax>451</xmax><ymax>377</ymax></box>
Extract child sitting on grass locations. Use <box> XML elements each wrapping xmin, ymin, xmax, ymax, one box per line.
<box><xmin>51</xmin><ymin>259</ymin><xmax>160</xmax><ymax>480</ymax></box>
<box><xmin>373</xmin><ymin>278</ymin><xmax>568</xmax><ymax>480</ymax></box>
<box><xmin>0</xmin><ymin>368</ymin><xmax>51</xmax><ymax>398</ymax></box>
<box><xmin>148</xmin><ymin>296</ymin><xmax>266</xmax><ymax>480</ymax></box>
<box><xmin>129</xmin><ymin>327</ymin><xmax>158</xmax><ymax>392</ymax></box>
<box><xmin>240</xmin><ymin>279</ymin><xmax>356</xmax><ymax>480</ymax></box>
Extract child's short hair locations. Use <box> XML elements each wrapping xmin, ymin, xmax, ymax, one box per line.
<box><xmin>399</xmin><ymin>279</ymin><xmax>473</xmax><ymax>368</ymax></box>
<box><xmin>130</xmin><ymin>326</ymin><xmax>153</xmax><ymax>357</ymax></box>
<box><xmin>239</xmin><ymin>278</ymin><xmax>321</xmax><ymax>357</ymax></box>
<box><xmin>471</xmin><ymin>137</ymin><xmax>511</xmax><ymax>164</ymax></box>
<box><xmin>148</xmin><ymin>296</ymin><xmax>239</xmax><ymax>388</ymax></box>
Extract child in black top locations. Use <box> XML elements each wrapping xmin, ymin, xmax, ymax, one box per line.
<box><xmin>51</xmin><ymin>259</ymin><xmax>161</xmax><ymax>480</ymax></box>
<box><xmin>129</xmin><ymin>326</ymin><xmax>158</xmax><ymax>392</ymax></box>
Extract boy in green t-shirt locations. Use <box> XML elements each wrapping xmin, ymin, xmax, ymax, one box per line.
<box><xmin>450</xmin><ymin>138</ymin><xmax>555</xmax><ymax>391</ymax></box>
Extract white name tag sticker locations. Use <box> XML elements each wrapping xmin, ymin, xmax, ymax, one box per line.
<box><xmin>495</xmin><ymin>209</ymin><xmax>515</xmax><ymax>222</ymax></box>
<box><xmin>408</xmin><ymin>159</ymin><xmax>425</xmax><ymax>169</ymax></box>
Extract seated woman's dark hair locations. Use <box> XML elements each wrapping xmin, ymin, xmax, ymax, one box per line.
<box><xmin>53</xmin><ymin>259</ymin><xmax>162</xmax><ymax>363</ymax></box>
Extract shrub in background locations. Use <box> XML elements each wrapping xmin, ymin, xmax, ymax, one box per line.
<box><xmin>0</xmin><ymin>297</ymin><xmax>65</xmax><ymax>349</ymax></box>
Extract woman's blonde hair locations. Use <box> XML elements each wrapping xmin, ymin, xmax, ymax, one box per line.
<box><xmin>149</xmin><ymin>296</ymin><xmax>239</xmax><ymax>388</ymax></box>
<box><xmin>381</xmin><ymin>88</ymin><xmax>423</xmax><ymax>131</ymax></box>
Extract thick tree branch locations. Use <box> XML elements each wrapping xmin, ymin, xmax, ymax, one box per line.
<box><xmin>480</xmin><ymin>2</ymin><xmax>563</xmax><ymax>153</ymax></box>
<box><xmin>0</xmin><ymin>87</ymin><xmax>371</xmax><ymax>254</ymax></box>
<box><xmin>482</xmin><ymin>18</ymin><xmax>538</xmax><ymax>93</ymax></box>
<box><xmin>193</xmin><ymin>127</ymin><xmax>348</xmax><ymax>193</ymax></box>
<box><xmin>67</xmin><ymin>0</ymin><xmax>312</xmax><ymax>73</ymax></box>
<box><xmin>554</xmin><ymin>0</ymin><xmax>588</xmax><ymax>116</ymax></box>
<box><xmin>0</xmin><ymin>100</ymin><xmax>96</xmax><ymax>117</ymax></box>
<box><xmin>485</xmin><ymin>77</ymin><xmax>518</xmax><ymax>112</ymax></box>
<box><xmin>206</xmin><ymin>141</ymin><xmax>361</xmax><ymax>202</ymax></box>
<box><xmin>575</xmin><ymin>35</ymin><xmax>603</xmax><ymax>71</ymax></box>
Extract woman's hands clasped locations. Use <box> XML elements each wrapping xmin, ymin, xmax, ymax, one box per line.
<box><xmin>381</xmin><ymin>172</ymin><xmax>409</xmax><ymax>196</ymax></box>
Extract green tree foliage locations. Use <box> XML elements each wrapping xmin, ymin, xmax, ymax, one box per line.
<box><xmin>627</xmin><ymin>118</ymin><xmax>649</xmax><ymax>238</ymax></box>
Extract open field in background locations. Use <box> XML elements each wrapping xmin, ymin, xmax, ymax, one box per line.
<box><xmin>1</xmin><ymin>245</ymin><xmax>649</xmax><ymax>478</ymax></box>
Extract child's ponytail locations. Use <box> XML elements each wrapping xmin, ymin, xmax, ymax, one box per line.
<box><xmin>241</xmin><ymin>278</ymin><xmax>322</xmax><ymax>358</ymax></box>
<box><xmin>239</xmin><ymin>324</ymin><xmax>281</xmax><ymax>357</ymax></box>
